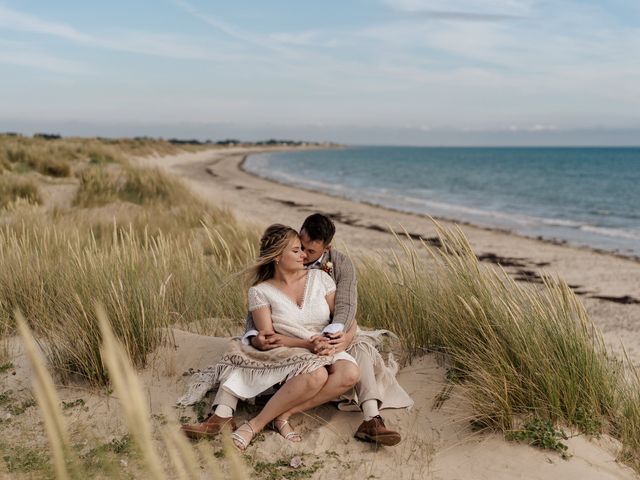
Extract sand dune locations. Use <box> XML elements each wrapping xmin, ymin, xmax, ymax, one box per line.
<box><xmin>135</xmin><ymin>147</ymin><xmax>640</xmax><ymax>478</ymax></box>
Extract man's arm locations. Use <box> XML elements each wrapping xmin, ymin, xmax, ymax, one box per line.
<box><xmin>332</xmin><ymin>251</ymin><xmax>358</xmax><ymax>332</ymax></box>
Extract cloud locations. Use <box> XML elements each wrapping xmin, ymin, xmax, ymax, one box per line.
<box><xmin>382</xmin><ymin>0</ymin><xmax>534</xmax><ymax>17</ymax></box>
<box><xmin>0</xmin><ymin>47</ymin><xmax>88</xmax><ymax>74</ymax></box>
<box><xmin>0</xmin><ymin>5</ymin><xmax>92</xmax><ymax>42</ymax></box>
<box><xmin>0</xmin><ymin>4</ymin><xmax>243</xmax><ymax>62</ymax></box>
<box><xmin>172</xmin><ymin>0</ymin><xmax>297</xmax><ymax>57</ymax></box>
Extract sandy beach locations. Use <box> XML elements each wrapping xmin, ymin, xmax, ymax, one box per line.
<box><xmin>135</xmin><ymin>146</ymin><xmax>640</xmax><ymax>479</ymax></box>
<box><xmin>142</xmin><ymin>146</ymin><xmax>640</xmax><ymax>361</ymax></box>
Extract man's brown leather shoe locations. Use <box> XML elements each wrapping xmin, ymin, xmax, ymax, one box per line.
<box><xmin>354</xmin><ymin>416</ymin><xmax>401</xmax><ymax>446</ymax></box>
<box><xmin>181</xmin><ymin>414</ymin><xmax>237</xmax><ymax>440</ymax></box>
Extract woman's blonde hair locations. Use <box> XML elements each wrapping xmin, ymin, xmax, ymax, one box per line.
<box><xmin>248</xmin><ymin>224</ymin><xmax>299</xmax><ymax>286</ymax></box>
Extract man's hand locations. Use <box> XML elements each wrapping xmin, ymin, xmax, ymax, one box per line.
<box><xmin>250</xmin><ymin>332</ymin><xmax>279</xmax><ymax>351</ymax></box>
<box><xmin>326</xmin><ymin>331</ymin><xmax>350</xmax><ymax>353</ymax></box>
<box><xmin>309</xmin><ymin>335</ymin><xmax>335</xmax><ymax>356</ymax></box>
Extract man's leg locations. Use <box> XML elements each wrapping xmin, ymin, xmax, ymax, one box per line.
<box><xmin>180</xmin><ymin>389</ymin><xmax>239</xmax><ymax>439</ymax></box>
<box><xmin>351</xmin><ymin>345</ymin><xmax>402</xmax><ymax>446</ymax></box>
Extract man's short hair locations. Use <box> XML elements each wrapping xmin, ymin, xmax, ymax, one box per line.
<box><xmin>301</xmin><ymin>213</ymin><xmax>335</xmax><ymax>245</ymax></box>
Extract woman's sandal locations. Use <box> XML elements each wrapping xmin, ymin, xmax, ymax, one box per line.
<box><xmin>271</xmin><ymin>419</ymin><xmax>302</xmax><ymax>443</ymax></box>
<box><xmin>231</xmin><ymin>421</ymin><xmax>256</xmax><ymax>451</ymax></box>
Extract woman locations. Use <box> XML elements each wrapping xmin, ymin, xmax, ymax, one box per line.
<box><xmin>180</xmin><ymin>224</ymin><xmax>360</xmax><ymax>451</ymax></box>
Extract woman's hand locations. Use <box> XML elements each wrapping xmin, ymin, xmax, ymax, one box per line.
<box><xmin>309</xmin><ymin>335</ymin><xmax>336</xmax><ymax>356</ymax></box>
<box><xmin>251</xmin><ymin>332</ymin><xmax>280</xmax><ymax>350</ymax></box>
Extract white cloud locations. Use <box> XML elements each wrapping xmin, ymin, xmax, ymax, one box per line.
<box><xmin>0</xmin><ymin>48</ymin><xmax>88</xmax><ymax>74</ymax></box>
<box><xmin>0</xmin><ymin>4</ymin><xmax>246</xmax><ymax>62</ymax></box>
<box><xmin>382</xmin><ymin>0</ymin><xmax>534</xmax><ymax>16</ymax></box>
<box><xmin>0</xmin><ymin>5</ymin><xmax>92</xmax><ymax>42</ymax></box>
<box><xmin>172</xmin><ymin>0</ymin><xmax>297</xmax><ymax>57</ymax></box>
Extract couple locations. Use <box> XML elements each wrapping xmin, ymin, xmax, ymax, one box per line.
<box><xmin>178</xmin><ymin>213</ymin><xmax>412</xmax><ymax>450</ymax></box>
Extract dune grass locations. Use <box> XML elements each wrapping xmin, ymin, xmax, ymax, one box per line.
<box><xmin>356</xmin><ymin>224</ymin><xmax>639</xmax><ymax>469</ymax></box>
<box><xmin>2</xmin><ymin>136</ymin><xmax>640</xmax><ymax>474</ymax></box>
<box><xmin>0</xmin><ymin>175</ymin><xmax>42</xmax><ymax>208</ymax></box>
<box><xmin>0</xmin><ymin>203</ymin><xmax>257</xmax><ymax>384</ymax></box>
<box><xmin>16</xmin><ymin>307</ymin><xmax>248</xmax><ymax>479</ymax></box>
<box><xmin>0</xmin><ymin>134</ymin><xmax>209</xmax><ymax>179</ymax></box>
<box><xmin>73</xmin><ymin>162</ymin><xmax>203</xmax><ymax>209</ymax></box>
<box><xmin>0</xmin><ymin>137</ymin><xmax>256</xmax><ymax>384</ymax></box>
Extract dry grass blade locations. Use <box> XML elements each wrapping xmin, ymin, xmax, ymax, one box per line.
<box><xmin>221</xmin><ymin>432</ymin><xmax>251</xmax><ymax>480</ymax></box>
<box><xmin>96</xmin><ymin>304</ymin><xmax>167</xmax><ymax>480</ymax></box>
<box><xmin>15</xmin><ymin>310</ymin><xmax>72</xmax><ymax>480</ymax></box>
<box><xmin>162</xmin><ymin>424</ymin><xmax>202</xmax><ymax>480</ymax></box>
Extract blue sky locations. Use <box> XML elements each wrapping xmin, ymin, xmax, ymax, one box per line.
<box><xmin>1</xmin><ymin>0</ymin><xmax>639</xmax><ymax>145</ymax></box>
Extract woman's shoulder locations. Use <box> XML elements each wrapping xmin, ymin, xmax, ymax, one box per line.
<box><xmin>310</xmin><ymin>268</ymin><xmax>336</xmax><ymax>292</ymax></box>
<box><xmin>249</xmin><ymin>281</ymin><xmax>276</xmax><ymax>296</ymax></box>
<box><xmin>248</xmin><ymin>283</ymin><xmax>272</xmax><ymax>311</ymax></box>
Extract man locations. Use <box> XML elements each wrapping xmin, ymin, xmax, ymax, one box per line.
<box><xmin>181</xmin><ymin>213</ymin><xmax>406</xmax><ymax>446</ymax></box>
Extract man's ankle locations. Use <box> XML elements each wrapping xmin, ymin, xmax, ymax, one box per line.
<box><xmin>361</xmin><ymin>399</ymin><xmax>379</xmax><ymax>421</ymax></box>
<box><xmin>214</xmin><ymin>404</ymin><xmax>234</xmax><ymax>418</ymax></box>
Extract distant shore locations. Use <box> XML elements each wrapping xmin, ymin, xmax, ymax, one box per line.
<box><xmin>143</xmin><ymin>146</ymin><xmax>640</xmax><ymax>361</ymax></box>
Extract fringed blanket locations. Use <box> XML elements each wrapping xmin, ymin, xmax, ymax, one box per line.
<box><xmin>177</xmin><ymin>328</ymin><xmax>413</xmax><ymax>411</ymax></box>
<box><xmin>176</xmin><ymin>339</ymin><xmax>332</xmax><ymax>406</ymax></box>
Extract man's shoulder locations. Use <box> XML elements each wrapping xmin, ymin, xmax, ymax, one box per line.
<box><xmin>329</xmin><ymin>249</ymin><xmax>354</xmax><ymax>273</ymax></box>
<box><xmin>329</xmin><ymin>248</ymin><xmax>350</xmax><ymax>263</ymax></box>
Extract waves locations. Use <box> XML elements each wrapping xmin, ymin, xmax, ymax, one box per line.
<box><xmin>244</xmin><ymin>148</ymin><xmax>640</xmax><ymax>256</ymax></box>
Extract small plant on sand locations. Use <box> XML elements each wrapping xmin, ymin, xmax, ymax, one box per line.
<box><xmin>1</xmin><ymin>443</ymin><xmax>51</xmax><ymax>474</ymax></box>
<box><xmin>507</xmin><ymin>418</ymin><xmax>569</xmax><ymax>458</ymax></box>
<box><xmin>252</xmin><ymin>456</ymin><xmax>323</xmax><ymax>480</ymax></box>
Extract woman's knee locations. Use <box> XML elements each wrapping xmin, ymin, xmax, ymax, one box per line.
<box><xmin>307</xmin><ymin>367</ymin><xmax>329</xmax><ymax>389</ymax></box>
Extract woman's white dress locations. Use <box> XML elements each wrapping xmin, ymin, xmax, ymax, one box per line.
<box><xmin>221</xmin><ymin>269</ymin><xmax>356</xmax><ymax>399</ymax></box>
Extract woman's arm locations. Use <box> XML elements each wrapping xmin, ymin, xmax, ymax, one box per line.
<box><xmin>251</xmin><ymin>306</ymin><xmax>316</xmax><ymax>351</ymax></box>
<box><xmin>251</xmin><ymin>306</ymin><xmax>275</xmax><ymax>336</ymax></box>
<box><xmin>326</xmin><ymin>291</ymin><xmax>336</xmax><ymax>316</ymax></box>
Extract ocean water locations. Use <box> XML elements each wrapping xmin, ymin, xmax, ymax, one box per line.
<box><xmin>244</xmin><ymin>147</ymin><xmax>640</xmax><ymax>257</ymax></box>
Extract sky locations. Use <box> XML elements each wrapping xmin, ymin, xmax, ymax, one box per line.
<box><xmin>1</xmin><ymin>0</ymin><xmax>639</xmax><ymax>145</ymax></box>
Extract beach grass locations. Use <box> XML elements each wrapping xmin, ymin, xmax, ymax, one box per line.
<box><xmin>0</xmin><ymin>201</ymin><xmax>256</xmax><ymax>384</ymax></box>
<box><xmin>356</xmin><ymin>224</ymin><xmax>639</xmax><ymax>468</ymax></box>
<box><xmin>0</xmin><ymin>136</ymin><xmax>258</xmax><ymax>384</ymax></box>
<box><xmin>3</xmin><ymin>136</ymin><xmax>640</xmax><ymax>475</ymax></box>
<box><xmin>0</xmin><ymin>134</ymin><xmax>206</xmax><ymax>179</ymax></box>
<box><xmin>0</xmin><ymin>175</ymin><xmax>42</xmax><ymax>208</ymax></box>
<box><xmin>15</xmin><ymin>307</ymin><xmax>247</xmax><ymax>479</ymax></box>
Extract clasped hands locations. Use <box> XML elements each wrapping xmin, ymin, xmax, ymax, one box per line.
<box><xmin>251</xmin><ymin>331</ymin><xmax>348</xmax><ymax>356</ymax></box>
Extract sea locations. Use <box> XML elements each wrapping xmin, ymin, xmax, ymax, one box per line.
<box><xmin>244</xmin><ymin>147</ymin><xmax>640</xmax><ymax>258</ymax></box>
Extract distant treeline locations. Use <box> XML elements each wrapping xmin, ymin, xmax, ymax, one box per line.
<box><xmin>1</xmin><ymin>133</ymin><xmax>328</xmax><ymax>147</ymax></box>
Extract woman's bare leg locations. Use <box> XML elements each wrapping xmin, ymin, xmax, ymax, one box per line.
<box><xmin>276</xmin><ymin>360</ymin><xmax>360</xmax><ymax>422</ymax></box>
<box><xmin>233</xmin><ymin>367</ymin><xmax>328</xmax><ymax>448</ymax></box>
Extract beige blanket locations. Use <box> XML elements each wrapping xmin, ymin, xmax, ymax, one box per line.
<box><xmin>176</xmin><ymin>339</ymin><xmax>332</xmax><ymax>406</ymax></box>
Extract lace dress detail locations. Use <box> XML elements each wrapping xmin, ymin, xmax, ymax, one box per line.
<box><xmin>218</xmin><ymin>269</ymin><xmax>355</xmax><ymax>399</ymax></box>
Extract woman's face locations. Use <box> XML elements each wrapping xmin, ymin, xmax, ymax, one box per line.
<box><xmin>277</xmin><ymin>236</ymin><xmax>307</xmax><ymax>271</ymax></box>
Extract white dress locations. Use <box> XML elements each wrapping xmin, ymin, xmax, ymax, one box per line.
<box><xmin>221</xmin><ymin>269</ymin><xmax>357</xmax><ymax>399</ymax></box>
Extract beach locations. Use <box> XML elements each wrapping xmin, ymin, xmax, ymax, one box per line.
<box><xmin>2</xmin><ymin>141</ymin><xmax>638</xmax><ymax>478</ymax></box>
<box><xmin>143</xmin><ymin>146</ymin><xmax>640</xmax><ymax>362</ymax></box>
<box><xmin>128</xmin><ymin>145</ymin><xmax>640</xmax><ymax>479</ymax></box>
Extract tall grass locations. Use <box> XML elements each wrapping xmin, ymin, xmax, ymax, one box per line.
<box><xmin>357</xmin><ymin>224</ymin><xmax>640</xmax><ymax>468</ymax></box>
<box><xmin>0</xmin><ymin>175</ymin><xmax>42</xmax><ymax>208</ymax></box>
<box><xmin>0</xmin><ymin>134</ymin><xmax>210</xmax><ymax>179</ymax></box>
<box><xmin>0</xmin><ymin>208</ymin><xmax>257</xmax><ymax>384</ymax></box>
<box><xmin>16</xmin><ymin>307</ymin><xmax>247</xmax><ymax>479</ymax></box>
<box><xmin>73</xmin><ymin>163</ymin><xmax>204</xmax><ymax>209</ymax></box>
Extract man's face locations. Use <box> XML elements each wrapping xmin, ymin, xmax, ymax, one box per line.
<box><xmin>299</xmin><ymin>230</ymin><xmax>329</xmax><ymax>265</ymax></box>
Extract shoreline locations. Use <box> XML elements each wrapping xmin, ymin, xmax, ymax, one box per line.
<box><xmin>240</xmin><ymin>152</ymin><xmax>640</xmax><ymax>264</ymax></box>
<box><xmin>142</xmin><ymin>145</ymin><xmax>640</xmax><ymax>358</ymax></box>
<box><xmin>239</xmin><ymin>150</ymin><xmax>640</xmax><ymax>265</ymax></box>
